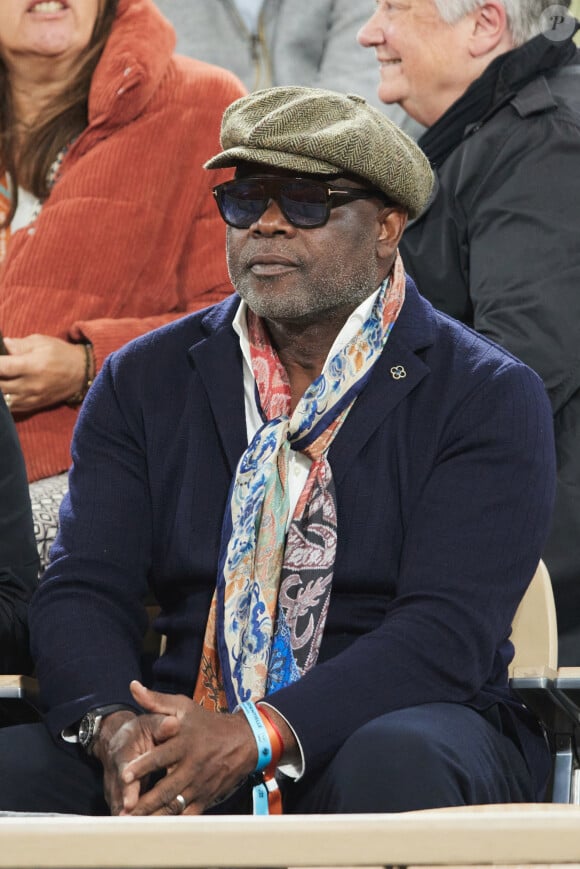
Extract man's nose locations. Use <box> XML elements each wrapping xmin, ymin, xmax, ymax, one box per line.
<box><xmin>251</xmin><ymin>198</ymin><xmax>295</xmax><ymax>234</ymax></box>
<box><xmin>357</xmin><ymin>10</ymin><xmax>383</xmax><ymax>47</ymax></box>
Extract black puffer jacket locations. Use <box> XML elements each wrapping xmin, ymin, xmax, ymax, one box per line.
<box><xmin>401</xmin><ymin>29</ymin><xmax>580</xmax><ymax>661</ymax></box>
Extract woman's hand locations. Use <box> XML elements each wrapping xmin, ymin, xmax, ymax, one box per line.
<box><xmin>0</xmin><ymin>334</ymin><xmax>88</xmax><ymax>412</ymax></box>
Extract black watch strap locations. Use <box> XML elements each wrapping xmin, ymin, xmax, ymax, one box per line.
<box><xmin>69</xmin><ymin>704</ymin><xmax>136</xmax><ymax>754</ymax></box>
<box><xmin>89</xmin><ymin>703</ymin><xmax>136</xmax><ymax>720</ymax></box>
<box><xmin>91</xmin><ymin>703</ymin><xmax>137</xmax><ymax>718</ymax></box>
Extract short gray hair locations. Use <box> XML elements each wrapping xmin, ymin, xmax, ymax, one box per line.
<box><xmin>433</xmin><ymin>0</ymin><xmax>571</xmax><ymax>46</ymax></box>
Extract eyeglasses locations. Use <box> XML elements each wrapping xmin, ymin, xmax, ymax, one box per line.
<box><xmin>212</xmin><ymin>175</ymin><xmax>389</xmax><ymax>229</ymax></box>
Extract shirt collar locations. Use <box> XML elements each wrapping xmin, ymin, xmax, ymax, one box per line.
<box><xmin>232</xmin><ymin>288</ymin><xmax>381</xmax><ymax>375</ymax></box>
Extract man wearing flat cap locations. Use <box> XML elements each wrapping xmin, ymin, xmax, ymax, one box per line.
<box><xmin>0</xmin><ymin>87</ymin><xmax>555</xmax><ymax>815</ymax></box>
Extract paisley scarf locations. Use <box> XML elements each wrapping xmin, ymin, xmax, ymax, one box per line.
<box><xmin>194</xmin><ymin>254</ymin><xmax>406</xmax><ymax>712</ymax></box>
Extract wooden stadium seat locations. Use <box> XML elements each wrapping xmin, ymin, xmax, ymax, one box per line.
<box><xmin>509</xmin><ymin>560</ymin><xmax>580</xmax><ymax>803</ymax></box>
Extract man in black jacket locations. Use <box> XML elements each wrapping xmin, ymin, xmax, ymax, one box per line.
<box><xmin>359</xmin><ymin>0</ymin><xmax>580</xmax><ymax>664</ymax></box>
<box><xmin>0</xmin><ymin>393</ymin><xmax>38</xmax><ymax>680</ymax></box>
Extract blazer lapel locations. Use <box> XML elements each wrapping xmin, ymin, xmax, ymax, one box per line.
<box><xmin>188</xmin><ymin>299</ymin><xmax>248</xmax><ymax>475</ymax></box>
<box><xmin>329</xmin><ymin>278</ymin><xmax>436</xmax><ymax>486</ymax></box>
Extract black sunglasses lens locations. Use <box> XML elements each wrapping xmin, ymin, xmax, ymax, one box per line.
<box><xmin>216</xmin><ymin>179</ymin><xmax>332</xmax><ymax>228</ymax></box>
<box><xmin>279</xmin><ymin>181</ymin><xmax>328</xmax><ymax>227</ymax></box>
<box><xmin>218</xmin><ymin>181</ymin><xmax>268</xmax><ymax>228</ymax></box>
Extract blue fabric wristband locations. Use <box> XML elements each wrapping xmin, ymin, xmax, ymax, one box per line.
<box><xmin>240</xmin><ymin>700</ymin><xmax>272</xmax><ymax>772</ymax></box>
<box><xmin>252</xmin><ymin>777</ymin><xmax>270</xmax><ymax>815</ymax></box>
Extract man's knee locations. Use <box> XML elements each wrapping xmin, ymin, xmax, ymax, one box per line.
<box><xmin>300</xmin><ymin>702</ymin><xmax>535</xmax><ymax>813</ymax></box>
<box><xmin>327</xmin><ymin>705</ymin><xmax>469</xmax><ymax>811</ymax></box>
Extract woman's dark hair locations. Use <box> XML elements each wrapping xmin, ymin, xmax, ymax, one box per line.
<box><xmin>0</xmin><ymin>0</ymin><xmax>119</xmax><ymax>226</ymax></box>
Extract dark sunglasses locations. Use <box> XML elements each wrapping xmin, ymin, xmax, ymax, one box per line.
<box><xmin>212</xmin><ymin>175</ymin><xmax>390</xmax><ymax>229</ymax></box>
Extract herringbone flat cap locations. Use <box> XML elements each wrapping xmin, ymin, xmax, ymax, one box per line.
<box><xmin>205</xmin><ymin>86</ymin><xmax>433</xmax><ymax>219</ymax></box>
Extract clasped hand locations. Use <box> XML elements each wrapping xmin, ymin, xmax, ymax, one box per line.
<box><xmin>0</xmin><ymin>334</ymin><xmax>87</xmax><ymax>412</ymax></box>
<box><xmin>96</xmin><ymin>680</ymin><xmax>257</xmax><ymax>816</ymax></box>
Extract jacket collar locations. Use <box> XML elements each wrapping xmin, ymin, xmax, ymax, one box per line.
<box><xmin>188</xmin><ymin>296</ymin><xmax>247</xmax><ymax>474</ymax></box>
<box><xmin>71</xmin><ymin>0</ymin><xmax>175</xmax><ymax>157</ymax></box>
<box><xmin>189</xmin><ymin>279</ymin><xmax>436</xmax><ymax>478</ymax></box>
<box><xmin>419</xmin><ymin>29</ymin><xmax>579</xmax><ymax>168</ymax></box>
<box><xmin>493</xmin><ymin>26</ymin><xmax>579</xmax><ymax>102</ymax></box>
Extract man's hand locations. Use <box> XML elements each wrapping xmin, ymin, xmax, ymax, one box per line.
<box><xmin>115</xmin><ymin>681</ymin><xmax>258</xmax><ymax>815</ymax></box>
<box><xmin>90</xmin><ymin>709</ymin><xmax>144</xmax><ymax>815</ymax></box>
<box><xmin>0</xmin><ymin>334</ymin><xmax>88</xmax><ymax>411</ymax></box>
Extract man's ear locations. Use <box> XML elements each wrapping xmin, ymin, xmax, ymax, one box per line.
<box><xmin>377</xmin><ymin>208</ymin><xmax>407</xmax><ymax>259</ymax></box>
<box><xmin>468</xmin><ymin>1</ymin><xmax>512</xmax><ymax>57</ymax></box>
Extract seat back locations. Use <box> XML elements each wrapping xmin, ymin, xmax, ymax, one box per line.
<box><xmin>509</xmin><ymin>559</ymin><xmax>558</xmax><ymax>677</ymax></box>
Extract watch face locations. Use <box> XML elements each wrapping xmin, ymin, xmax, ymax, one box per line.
<box><xmin>78</xmin><ymin>712</ymin><xmax>97</xmax><ymax>749</ymax></box>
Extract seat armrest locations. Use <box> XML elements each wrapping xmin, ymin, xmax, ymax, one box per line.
<box><xmin>0</xmin><ymin>675</ymin><xmax>40</xmax><ymax>706</ymax></box>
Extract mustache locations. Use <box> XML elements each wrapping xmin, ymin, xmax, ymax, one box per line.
<box><xmin>231</xmin><ymin>243</ymin><xmax>304</xmax><ymax>270</ymax></box>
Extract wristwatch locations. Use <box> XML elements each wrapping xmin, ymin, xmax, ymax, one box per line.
<box><xmin>77</xmin><ymin>704</ymin><xmax>134</xmax><ymax>755</ymax></box>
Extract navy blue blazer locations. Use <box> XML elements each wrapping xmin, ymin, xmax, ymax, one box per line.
<box><xmin>31</xmin><ymin>279</ymin><xmax>556</xmax><ymax>793</ymax></box>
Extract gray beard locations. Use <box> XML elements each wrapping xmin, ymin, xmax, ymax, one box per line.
<box><xmin>232</xmin><ymin>269</ymin><xmax>380</xmax><ymax>324</ymax></box>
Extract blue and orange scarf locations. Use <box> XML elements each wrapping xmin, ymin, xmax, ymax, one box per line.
<box><xmin>194</xmin><ymin>254</ymin><xmax>406</xmax><ymax>712</ymax></box>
